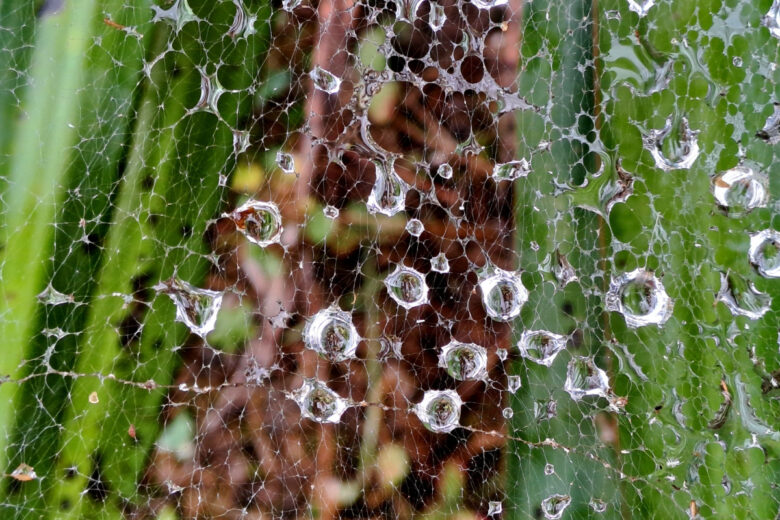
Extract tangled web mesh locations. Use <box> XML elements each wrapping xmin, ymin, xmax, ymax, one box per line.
<box><xmin>0</xmin><ymin>0</ymin><xmax>779</xmax><ymax>518</ymax></box>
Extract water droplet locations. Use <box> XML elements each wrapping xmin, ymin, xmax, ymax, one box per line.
<box><xmin>717</xmin><ymin>272</ymin><xmax>771</xmax><ymax>320</ymax></box>
<box><xmin>151</xmin><ymin>0</ymin><xmax>198</xmax><ymax>32</ymax></box>
<box><xmin>367</xmin><ymin>158</ymin><xmax>408</xmax><ymax>217</ymax></box>
<box><xmin>502</xmin><ymin>407</ymin><xmax>513</xmax><ymax>419</ymax></box>
<box><xmin>385</xmin><ymin>265</ymin><xmax>429</xmax><ymax>309</ymax></box>
<box><xmin>565</xmin><ymin>356</ymin><xmax>610</xmax><ymax>401</ymax></box>
<box><xmin>534</xmin><ymin>399</ymin><xmax>557</xmax><ymax>421</ymax></box>
<box><xmin>406</xmin><ymin>218</ymin><xmax>424</xmax><ymax>237</ymax></box>
<box><xmin>507</xmin><ymin>375</ymin><xmax>522</xmax><ymax>393</ymax></box>
<box><xmin>553</xmin><ymin>250</ymin><xmax>578</xmax><ymax>287</ymax></box>
<box><xmin>487</xmin><ymin>501</ymin><xmax>503</xmax><ymax>516</ymax></box>
<box><xmin>712</xmin><ymin>166</ymin><xmax>768</xmax><ymax>215</ymax></box>
<box><xmin>276</xmin><ymin>151</ymin><xmax>295</xmax><ymax>174</ymax></box>
<box><xmin>224</xmin><ymin>200</ymin><xmax>283</xmax><ymax>247</ymax></box>
<box><xmin>645</xmin><ymin>116</ymin><xmax>700</xmax><ymax>171</ymax></box>
<box><xmin>37</xmin><ymin>284</ymin><xmax>75</xmax><ymax>305</ymax></box>
<box><xmin>544</xmin><ymin>464</ymin><xmax>555</xmax><ymax>475</ymax></box>
<box><xmin>589</xmin><ymin>498</ymin><xmax>607</xmax><ymax>513</ymax></box>
<box><xmin>294</xmin><ymin>379</ymin><xmax>348</xmax><ymax>424</ymax></box>
<box><xmin>756</xmin><ymin>104</ymin><xmax>780</xmax><ymax>144</ymax></box>
<box><xmin>227</xmin><ymin>0</ymin><xmax>256</xmax><ymax>39</ymax></box>
<box><xmin>194</xmin><ymin>70</ymin><xmax>225</xmax><ymax>115</ymax></box>
<box><xmin>541</xmin><ymin>494</ymin><xmax>571</xmax><ymax>520</ymax></box>
<box><xmin>732</xmin><ymin>56</ymin><xmax>743</xmax><ymax>67</ymax></box>
<box><xmin>749</xmin><ymin>230</ymin><xmax>780</xmax><ymax>278</ymax></box>
<box><xmin>437</xmin><ymin>163</ymin><xmax>453</xmax><ymax>179</ymax></box>
<box><xmin>156</xmin><ymin>278</ymin><xmax>223</xmax><ymax>337</ymax></box>
<box><xmin>323</xmin><ymin>205</ymin><xmax>340</xmax><ymax>219</ymax></box>
<box><xmin>311</xmin><ymin>66</ymin><xmax>341</xmax><ymax>94</ymax></box>
<box><xmin>517</xmin><ymin>330</ymin><xmax>567</xmax><ymax>367</ymax></box>
<box><xmin>472</xmin><ymin>0</ymin><xmax>508</xmax><ymax>9</ymax></box>
<box><xmin>492</xmin><ymin>158</ymin><xmax>530</xmax><ymax>181</ymax></box>
<box><xmin>763</xmin><ymin>0</ymin><xmax>780</xmax><ymax>39</ymax></box>
<box><xmin>439</xmin><ymin>341</ymin><xmax>488</xmax><ymax>380</ymax></box>
<box><xmin>303</xmin><ymin>306</ymin><xmax>360</xmax><ymax>361</ymax></box>
<box><xmin>430</xmin><ymin>253</ymin><xmax>450</xmax><ymax>273</ymax></box>
<box><xmin>497</xmin><ymin>348</ymin><xmax>508</xmax><ymax>361</ymax></box>
<box><xmin>10</xmin><ymin>463</ymin><xmax>37</xmax><ymax>482</ymax></box>
<box><xmin>627</xmin><ymin>0</ymin><xmax>655</xmax><ymax>16</ymax></box>
<box><xmin>605</xmin><ymin>269</ymin><xmax>673</xmax><ymax>328</ymax></box>
<box><xmin>429</xmin><ymin>2</ymin><xmax>446</xmax><ymax>31</ymax></box>
<box><xmin>478</xmin><ymin>267</ymin><xmax>528</xmax><ymax>322</ymax></box>
<box><xmin>232</xmin><ymin>129</ymin><xmax>251</xmax><ymax>156</ymax></box>
<box><xmin>88</xmin><ymin>391</ymin><xmax>99</xmax><ymax>404</ymax></box>
<box><xmin>282</xmin><ymin>0</ymin><xmax>302</xmax><ymax>10</ymax></box>
<box><xmin>414</xmin><ymin>389</ymin><xmax>462</xmax><ymax>433</ymax></box>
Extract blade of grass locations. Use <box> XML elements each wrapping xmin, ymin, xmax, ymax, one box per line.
<box><xmin>508</xmin><ymin>0</ymin><xmax>622</xmax><ymax>517</ymax></box>
<box><xmin>0</xmin><ymin>2</ymin><xmax>157</xmax><ymax>513</ymax></box>
<box><xmin>46</xmin><ymin>1</ymin><xmax>271</xmax><ymax>515</ymax></box>
<box><xmin>0</xmin><ymin>0</ymin><xmax>103</xmax><ymax>482</ymax></box>
<box><xmin>596</xmin><ymin>0</ymin><xmax>780</xmax><ymax>516</ymax></box>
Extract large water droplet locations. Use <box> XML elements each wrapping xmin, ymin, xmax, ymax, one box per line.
<box><xmin>406</xmin><ymin>218</ymin><xmax>424</xmax><ymax>237</ymax></box>
<box><xmin>414</xmin><ymin>389</ymin><xmax>462</xmax><ymax>433</ymax></box>
<box><xmin>564</xmin><ymin>356</ymin><xmax>610</xmax><ymax>401</ymax></box>
<box><xmin>224</xmin><ymin>200</ymin><xmax>283</xmax><ymax>247</ymax></box>
<box><xmin>749</xmin><ymin>230</ymin><xmax>780</xmax><ymax>279</ymax></box>
<box><xmin>492</xmin><ymin>159</ymin><xmax>531</xmax><ymax>181</ymax></box>
<box><xmin>156</xmin><ymin>278</ymin><xmax>223</xmax><ymax>337</ymax></box>
<box><xmin>276</xmin><ymin>151</ymin><xmax>295</xmax><ymax>174</ymax></box>
<box><xmin>385</xmin><ymin>265</ymin><xmax>429</xmax><ymax>309</ymax></box>
<box><xmin>627</xmin><ymin>0</ymin><xmax>655</xmax><ymax>16</ymax></box>
<box><xmin>507</xmin><ymin>375</ymin><xmax>522</xmax><ymax>393</ymax></box>
<box><xmin>605</xmin><ymin>269</ymin><xmax>673</xmax><ymax>327</ymax></box>
<box><xmin>438</xmin><ymin>341</ymin><xmax>488</xmax><ymax>380</ymax></box>
<box><xmin>517</xmin><ymin>330</ymin><xmax>567</xmax><ymax>367</ymax></box>
<box><xmin>311</xmin><ymin>66</ymin><xmax>341</xmax><ymax>94</ymax></box>
<box><xmin>763</xmin><ymin>0</ymin><xmax>780</xmax><ymax>39</ymax></box>
<box><xmin>756</xmin><ymin>104</ymin><xmax>780</xmax><ymax>144</ymax></box>
<box><xmin>293</xmin><ymin>378</ymin><xmax>348</xmax><ymax>424</ymax></box>
<box><xmin>712</xmin><ymin>166</ymin><xmax>768</xmax><ymax>215</ymax></box>
<box><xmin>478</xmin><ymin>267</ymin><xmax>528</xmax><ymax>322</ymax></box>
<box><xmin>541</xmin><ymin>494</ymin><xmax>572</xmax><ymax>519</ymax></box>
<box><xmin>717</xmin><ymin>272</ymin><xmax>771</xmax><ymax>320</ymax></box>
<box><xmin>430</xmin><ymin>253</ymin><xmax>450</xmax><ymax>273</ymax></box>
<box><xmin>367</xmin><ymin>158</ymin><xmax>408</xmax><ymax>217</ymax></box>
<box><xmin>303</xmin><ymin>306</ymin><xmax>360</xmax><ymax>361</ymax></box>
<box><xmin>645</xmin><ymin>116</ymin><xmax>700</xmax><ymax>171</ymax></box>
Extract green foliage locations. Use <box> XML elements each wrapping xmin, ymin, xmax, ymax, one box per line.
<box><xmin>510</xmin><ymin>0</ymin><xmax>779</xmax><ymax>518</ymax></box>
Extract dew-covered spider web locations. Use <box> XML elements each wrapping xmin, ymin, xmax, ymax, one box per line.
<box><xmin>0</xmin><ymin>0</ymin><xmax>779</xmax><ymax>518</ymax></box>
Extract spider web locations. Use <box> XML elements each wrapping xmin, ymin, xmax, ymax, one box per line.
<box><xmin>0</xmin><ymin>0</ymin><xmax>778</xmax><ymax>519</ymax></box>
